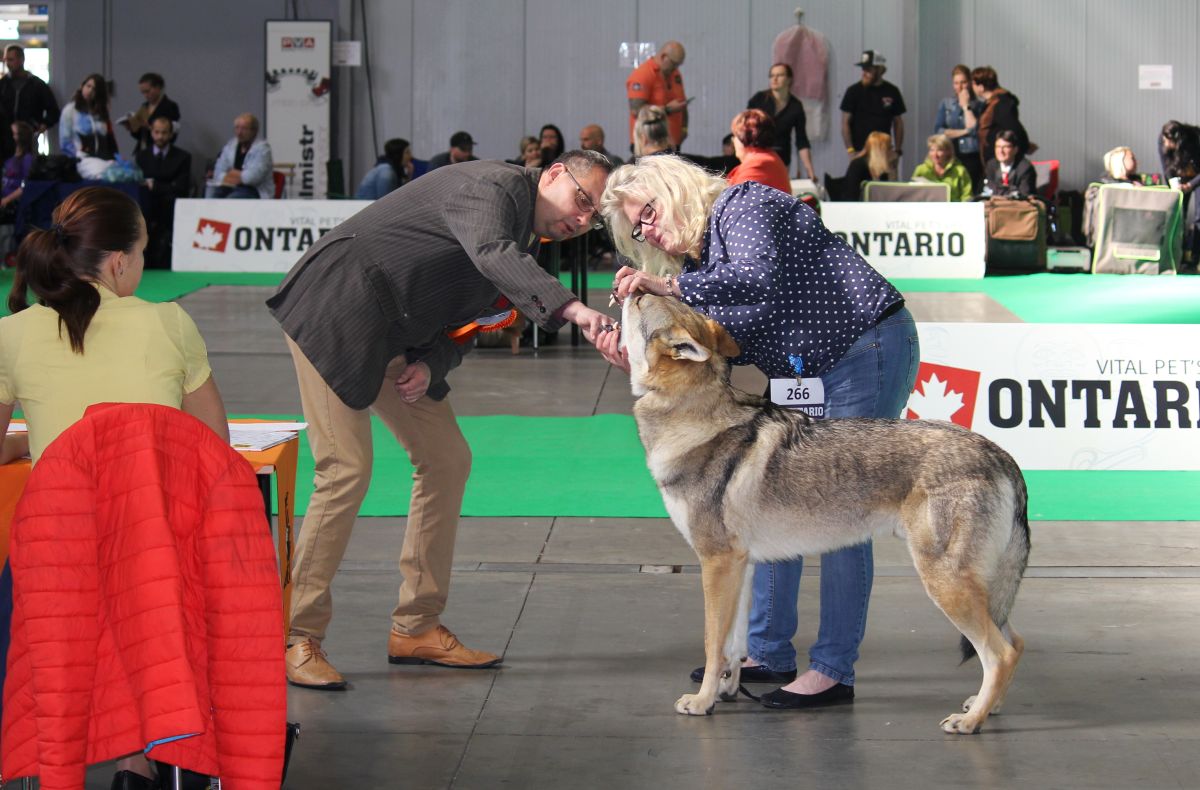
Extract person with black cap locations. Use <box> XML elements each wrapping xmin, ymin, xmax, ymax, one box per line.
<box><xmin>427</xmin><ymin>130</ymin><xmax>478</xmax><ymax>170</ymax></box>
<box><xmin>839</xmin><ymin>50</ymin><xmax>906</xmax><ymax>160</ymax></box>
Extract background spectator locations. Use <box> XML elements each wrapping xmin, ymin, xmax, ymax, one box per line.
<box><xmin>934</xmin><ymin>64</ymin><xmax>981</xmax><ymax>190</ymax></box>
<box><xmin>836</xmin><ymin>130</ymin><xmax>896</xmax><ymax>200</ymax></box>
<box><xmin>1101</xmin><ymin>146</ymin><xmax>1142</xmax><ymax>185</ymax></box>
<box><xmin>507</xmin><ymin>135</ymin><xmax>541</xmax><ymax>167</ymax></box>
<box><xmin>983</xmin><ymin>129</ymin><xmax>1035</xmax><ymax>197</ymax></box>
<box><xmin>427</xmin><ymin>130</ymin><xmax>477</xmax><ymax>170</ymax></box>
<box><xmin>632</xmin><ymin>105</ymin><xmax>672</xmax><ymax>159</ymax></box>
<box><xmin>578</xmin><ymin>124</ymin><xmax>623</xmax><ymax>166</ymax></box>
<box><xmin>136</xmin><ymin>116</ymin><xmax>192</xmax><ymax>267</ymax></box>
<box><xmin>0</xmin><ymin>45</ymin><xmax>59</xmax><ymax>162</ymax></box>
<box><xmin>59</xmin><ymin>73</ymin><xmax>118</xmax><ymax>161</ymax></box>
<box><xmin>747</xmin><ymin>63</ymin><xmax>815</xmax><ymax>180</ymax></box>
<box><xmin>0</xmin><ymin>121</ymin><xmax>35</xmax><ymax>211</ymax></box>
<box><xmin>972</xmin><ymin>65</ymin><xmax>1030</xmax><ymax>164</ymax></box>
<box><xmin>912</xmin><ymin>133</ymin><xmax>973</xmax><ymax>201</ymax></box>
<box><xmin>726</xmin><ymin>109</ymin><xmax>791</xmax><ymax>193</ymax></box>
<box><xmin>539</xmin><ymin>124</ymin><xmax>565</xmax><ymax>165</ymax></box>
<box><xmin>119</xmin><ymin>72</ymin><xmax>180</xmax><ymax>154</ymax></box>
<box><xmin>207</xmin><ymin>112</ymin><xmax>273</xmax><ymax>199</ymax></box>
<box><xmin>626</xmin><ymin>40</ymin><xmax>688</xmax><ymax>150</ymax></box>
<box><xmin>841</xmin><ymin>50</ymin><xmax>905</xmax><ymax>159</ymax></box>
<box><xmin>355</xmin><ymin>138</ymin><xmax>412</xmax><ymax>199</ymax></box>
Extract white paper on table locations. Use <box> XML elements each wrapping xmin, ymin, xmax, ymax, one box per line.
<box><xmin>229</xmin><ymin>428</ymin><xmax>298</xmax><ymax>452</ymax></box>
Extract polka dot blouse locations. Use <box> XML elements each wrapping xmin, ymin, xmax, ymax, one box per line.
<box><xmin>676</xmin><ymin>182</ymin><xmax>903</xmax><ymax>379</ymax></box>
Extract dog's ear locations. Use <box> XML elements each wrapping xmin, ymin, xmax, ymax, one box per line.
<box><xmin>705</xmin><ymin>319</ymin><xmax>741</xmax><ymax>359</ymax></box>
<box><xmin>658</xmin><ymin>326</ymin><xmax>712</xmax><ymax>362</ymax></box>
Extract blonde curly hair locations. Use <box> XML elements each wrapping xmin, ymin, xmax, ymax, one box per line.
<box><xmin>600</xmin><ymin>154</ymin><xmax>727</xmax><ymax>276</ymax></box>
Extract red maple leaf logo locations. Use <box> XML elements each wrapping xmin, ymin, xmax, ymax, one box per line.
<box><xmin>907</xmin><ymin>362</ymin><xmax>981</xmax><ymax>428</ymax></box>
<box><xmin>193</xmin><ymin>218</ymin><xmax>231</xmax><ymax>253</ymax></box>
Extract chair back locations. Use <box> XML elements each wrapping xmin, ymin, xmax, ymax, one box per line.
<box><xmin>1091</xmin><ymin>185</ymin><xmax>1182</xmax><ymax>274</ymax></box>
<box><xmin>1029</xmin><ymin>159</ymin><xmax>1059</xmax><ymax>202</ymax></box>
<box><xmin>272</xmin><ymin>171</ymin><xmax>286</xmax><ymax>199</ymax></box>
<box><xmin>862</xmin><ymin>181</ymin><xmax>950</xmax><ymax>202</ymax></box>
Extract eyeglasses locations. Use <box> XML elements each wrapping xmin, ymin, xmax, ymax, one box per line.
<box><xmin>631</xmin><ymin>201</ymin><xmax>656</xmax><ymax>243</ymax></box>
<box><xmin>563</xmin><ymin>167</ymin><xmax>605</xmax><ymax>231</ymax></box>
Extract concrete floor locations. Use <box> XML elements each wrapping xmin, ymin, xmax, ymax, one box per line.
<box><xmin>90</xmin><ymin>285</ymin><xmax>1200</xmax><ymax>789</ymax></box>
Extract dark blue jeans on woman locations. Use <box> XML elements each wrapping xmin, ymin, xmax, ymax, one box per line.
<box><xmin>746</xmin><ymin>307</ymin><xmax>920</xmax><ymax>684</ymax></box>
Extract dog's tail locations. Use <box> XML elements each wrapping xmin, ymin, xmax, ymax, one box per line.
<box><xmin>960</xmin><ymin>471</ymin><xmax>1031</xmax><ymax>664</ymax></box>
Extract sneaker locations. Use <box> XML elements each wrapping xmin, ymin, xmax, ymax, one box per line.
<box><xmin>285</xmin><ymin>638</ymin><xmax>347</xmax><ymax>689</ymax></box>
<box><xmin>387</xmin><ymin>625</ymin><xmax>501</xmax><ymax>668</ymax></box>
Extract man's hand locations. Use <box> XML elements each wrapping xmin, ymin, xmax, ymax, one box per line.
<box><xmin>559</xmin><ymin>299</ymin><xmax>614</xmax><ymax>344</ymax></box>
<box><xmin>595</xmin><ymin>321</ymin><xmax>630</xmax><ymax>372</ymax></box>
<box><xmin>394</xmin><ymin>361</ymin><xmax>431</xmax><ymax>402</ymax></box>
<box><xmin>665</xmin><ymin>98</ymin><xmax>688</xmax><ymax>114</ymax></box>
<box><xmin>222</xmin><ymin>169</ymin><xmax>242</xmax><ymax>186</ymax></box>
<box><xmin>612</xmin><ymin>265</ymin><xmax>671</xmax><ymax>303</ymax></box>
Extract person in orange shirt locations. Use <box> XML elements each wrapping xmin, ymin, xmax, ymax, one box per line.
<box><xmin>626</xmin><ymin>41</ymin><xmax>688</xmax><ymax>150</ymax></box>
<box><xmin>727</xmin><ymin>109</ymin><xmax>792</xmax><ymax>194</ymax></box>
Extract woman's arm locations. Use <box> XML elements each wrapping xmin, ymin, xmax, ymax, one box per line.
<box><xmin>182</xmin><ymin>375</ymin><xmax>230</xmax><ymax>443</ymax></box>
<box><xmin>0</xmin><ymin>401</ymin><xmax>28</xmax><ymax>465</ymax></box>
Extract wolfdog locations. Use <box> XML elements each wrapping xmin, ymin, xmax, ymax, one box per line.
<box><xmin>622</xmin><ymin>294</ymin><xmax>1029</xmax><ymax>734</ymax></box>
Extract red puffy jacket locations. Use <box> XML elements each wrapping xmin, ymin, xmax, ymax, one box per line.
<box><xmin>1</xmin><ymin>403</ymin><xmax>286</xmax><ymax>790</ymax></box>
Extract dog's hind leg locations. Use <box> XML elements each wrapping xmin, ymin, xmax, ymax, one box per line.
<box><xmin>921</xmin><ymin>574</ymin><xmax>1020</xmax><ymax>734</ymax></box>
<box><xmin>677</xmin><ymin>550</ymin><xmax>748</xmax><ymax>716</ymax></box>
<box><xmin>717</xmin><ymin>562</ymin><xmax>757</xmax><ymax>701</ymax></box>
<box><xmin>964</xmin><ymin>622</ymin><xmax>1024</xmax><ymax>715</ymax></box>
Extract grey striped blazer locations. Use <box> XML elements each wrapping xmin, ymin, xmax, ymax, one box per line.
<box><xmin>266</xmin><ymin>161</ymin><xmax>576</xmax><ymax>409</ymax></box>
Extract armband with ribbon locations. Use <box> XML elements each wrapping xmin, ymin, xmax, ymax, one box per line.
<box><xmin>445</xmin><ymin>296</ymin><xmax>520</xmax><ymax>345</ymax></box>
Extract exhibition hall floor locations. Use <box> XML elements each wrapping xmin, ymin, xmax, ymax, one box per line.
<box><xmin>72</xmin><ymin>281</ymin><xmax>1200</xmax><ymax>789</ymax></box>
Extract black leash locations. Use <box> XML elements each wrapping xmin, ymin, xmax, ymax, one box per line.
<box><xmin>737</xmin><ymin>683</ymin><xmax>762</xmax><ymax>702</ymax></box>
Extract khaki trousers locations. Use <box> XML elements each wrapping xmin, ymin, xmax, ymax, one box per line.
<box><xmin>285</xmin><ymin>336</ymin><xmax>471</xmax><ymax>641</ymax></box>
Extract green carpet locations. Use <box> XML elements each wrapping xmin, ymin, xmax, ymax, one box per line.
<box><xmin>255</xmin><ymin>413</ymin><xmax>1199</xmax><ymax>522</ymax></box>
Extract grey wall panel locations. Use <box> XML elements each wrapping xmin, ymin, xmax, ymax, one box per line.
<box><xmin>347</xmin><ymin>0</ymin><xmax>414</xmax><ymax>182</ymax></box>
<box><xmin>411</xmin><ymin>0</ymin><xmax>524</xmax><ymax>163</ymax></box>
<box><xmin>637</xmin><ymin>0</ymin><xmax>752</xmax><ymax>157</ymax></box>
<box><xmin>524</xmin><ymin>0</ymin><xmax>636</xmax><ymax>161</ymax></box>
<box><xmin>1083</xmin><ymin>0</ymin><xmax>1198</xmax><ymax>184</ymax></box>
<box><xmin>974</xmin><ymin>0</ymin><xmax>1086</xmax><ymax>189</ymax></box>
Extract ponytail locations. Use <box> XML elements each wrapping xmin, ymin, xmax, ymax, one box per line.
<box><xmin>5</xmin><ymin>187</ymin><xmax>141</xmax><ymax>354</ymax></box>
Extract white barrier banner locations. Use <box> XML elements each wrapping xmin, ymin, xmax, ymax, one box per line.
<box><xmin>265</xmin><ymin>19</ymin><xmax>331</xmax><ymax>198</ymax></box>
<box><xmin>172</xmin><ymin>198</ymin><xmax>370</xmax><ymax>272</ymax></box>
<box><xmin>906</xmin><ymin>323</ymin><xmax>1200</xmax><ymax>470</ymax></box>
<box><xmin>821</xmin><ymin>202</ymin><xmax>986</xmax><ymax>278</ymax></box>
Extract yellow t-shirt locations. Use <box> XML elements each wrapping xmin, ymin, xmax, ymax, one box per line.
<box><xmin>0</xmin><ymin>284</ymin><xmax>212</xmax><ymax>462</ymax></box>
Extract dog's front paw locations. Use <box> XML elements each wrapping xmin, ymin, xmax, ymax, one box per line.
<box><xmin>675</xmin><ymin>693</ymin><xmax>715</xmax><ymax>716</ymax></box>
<box><xmin>939</xmin><ymin>713</ymin><xmax>982</xmax><ymax>734</ymax></box>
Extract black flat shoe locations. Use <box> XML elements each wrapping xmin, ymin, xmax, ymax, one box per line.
<box><xmin>759</xmin><ymin>682</ymin><xmax>854</xmax><ymax>709</ymax></box>
<box><xmin>690</xmin><ymin>664</ymin><xmax>798</xmax><ymax>684</ymax></box>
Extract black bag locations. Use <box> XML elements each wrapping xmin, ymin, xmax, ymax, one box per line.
<box><xmin>28</xmin><ymin>154</ymin><xmax>81</xmax><ymax>182</ymax></box>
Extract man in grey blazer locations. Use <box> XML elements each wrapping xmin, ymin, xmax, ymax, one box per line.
<box><xmin>267</xmin><ymin>150</ymin><xmax>614</xmax><ymax>689</ymax></box>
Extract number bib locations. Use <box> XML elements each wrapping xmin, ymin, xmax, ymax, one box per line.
<box><xmin>769</xmin><ymin>377</ymin><xmax>825</xmax><ymax>418</ymax></box>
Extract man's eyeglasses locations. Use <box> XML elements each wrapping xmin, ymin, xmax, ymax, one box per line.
<box><xmin>563</xmin><ymin>167</ymin><xmax>606</xmax><ymax>231</ymax></box>
<box><xmin>631</xmin><ymin>201</ymin><xmax>656</xmax><ymax>243</ymax></box>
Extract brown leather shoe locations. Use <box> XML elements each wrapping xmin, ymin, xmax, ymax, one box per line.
<box><xmin>387</xmin><ymin>625</ymin><xmax>501</xmax><ymax>668</ymax></box>
<box><xmin>286</xmin><ymin>638</ymin><xmax>347</xmax><ymax>689</ymax></box>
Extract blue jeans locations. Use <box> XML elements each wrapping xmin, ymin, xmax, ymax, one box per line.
<box><xmin>746</xmin><ymin>307</ymin><xmax>920</xmax><ymax>684</ymax></box>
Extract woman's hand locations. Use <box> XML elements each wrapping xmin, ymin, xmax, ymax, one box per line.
<box><xmin>595</xmin><ymin>322</ymin><xmax>630</xmax><ymax>372</ymax></box>
<box><xmin>613</xmin><ymin>265</ymin><xmax>672</xmax><ymax>304</ymax></box>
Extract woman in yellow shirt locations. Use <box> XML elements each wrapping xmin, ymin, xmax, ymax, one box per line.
<box><xmin>0</xmin><ymin>187</ymin><xmax>228</xmax><ymax>465</ymax></box>
<box><xmin>0</xmin><ymin>188</ymin><xmax>229</xmax><ymax>786</ymax></box>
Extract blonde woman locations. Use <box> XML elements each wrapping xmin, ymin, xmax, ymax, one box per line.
<box><xmin>596</xmin><ymin>154</ymin><xmax>918</xmax><ymax>711</ymax></box>
<box><xmin>1101</xmin><ymin>146</ymin><xmax>1142</xmax><ymax>184</ymax></box>
<box><xmin>839</xmin><ymin>130</ymin><xmax>896</xmax><ymax>200</ymax></box>
<box><xmin>633</xmin><ymin>105</ymin><xmax>673</xmax><ymax>159</ymax></box>
<box><xmin>912</xmin><ymin>133</ymin><xmax>973</xmax><ymax>201</ymax></box>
